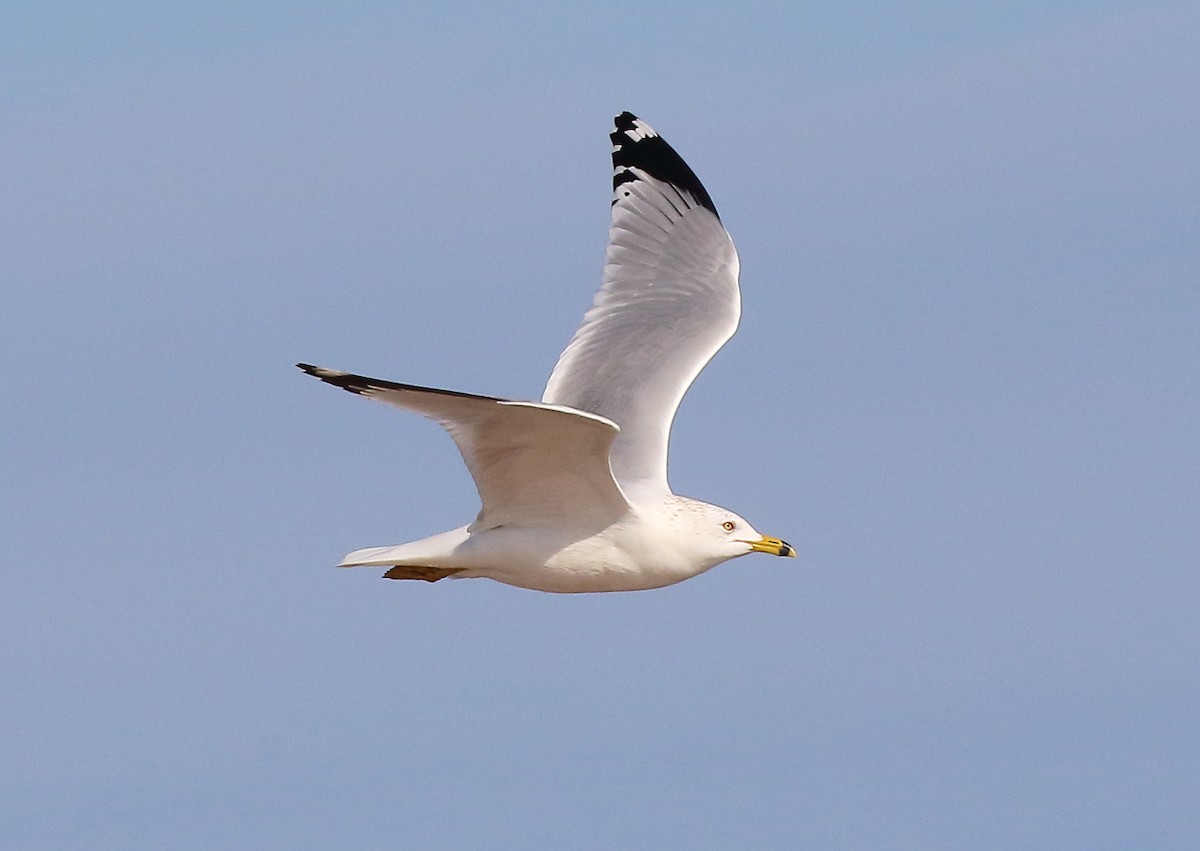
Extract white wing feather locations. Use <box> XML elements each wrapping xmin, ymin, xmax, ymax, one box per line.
<box><xmin>542</xmin><ymin>113</ymin><xmax>741</xmax><ymax>495</ymax></box>
<box><xmin>298</xmin><ymin>365</ymin><xmax>629</xmax><ymax>530</ymax></box>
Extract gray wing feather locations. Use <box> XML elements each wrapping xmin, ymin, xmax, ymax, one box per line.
<box><xmin>298</xmin><ymin>365</ymin><xmax>629</xmax><ymax>529</ymax></box>
<box><xmin>542</xmin><ymin>114</ymin><xmax>740</xmax><ymax>495</ymax></box>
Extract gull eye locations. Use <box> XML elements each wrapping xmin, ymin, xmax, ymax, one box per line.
<box><xmin>722</xmin><ymin>520</ymin><xmax>736</xmax><ymax>532</ymax></box>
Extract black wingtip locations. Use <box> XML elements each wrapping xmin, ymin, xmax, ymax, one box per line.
<box><xmin>296</xmin><ymin>363</ymin><xmax>372</xmax><ymax>395</ymax></box>
<box><xmin>298</xmin><ymin>364</ymin><xmax>511</xmax><ymax>403</ymax></box>
<box><xmin>610</xmin><ymin>112</ymin><xmax>720</xmax><ymax>219</ymax></box>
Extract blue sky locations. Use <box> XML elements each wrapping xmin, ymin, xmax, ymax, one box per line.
<box><xmin>3</xmin><ymin>2</ymin><xmax>1198</xmax><ymax>848</ymax></box>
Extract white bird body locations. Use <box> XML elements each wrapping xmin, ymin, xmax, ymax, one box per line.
<box><xmin>335</xmin><ymin>496</ymin><xmax>761</xmax><ymax>593</ymax></box>
<box><xmin>300</xmin><ymin>112</ymin><xmax>794</xmax><ymax>593</ymax></box>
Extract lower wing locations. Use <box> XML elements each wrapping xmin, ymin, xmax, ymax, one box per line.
<box><xmin>298</xmin><ymin>364</ymin><xmax>630</xmax><ymax>530</ymax></box>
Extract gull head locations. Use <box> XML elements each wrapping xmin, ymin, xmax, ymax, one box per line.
<box><xmin>665</xmin><ymin>497</ymin><xmax>796</xmax><ymax>571</ymax></box>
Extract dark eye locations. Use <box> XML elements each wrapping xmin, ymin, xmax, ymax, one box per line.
<box><xmin>722</xmin><ymin>520</ymin><xmax>736</xmax><ymax>532</ymax></box>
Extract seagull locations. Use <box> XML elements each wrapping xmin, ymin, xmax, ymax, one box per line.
<box><xmin>299</xmin><ymin>111</ymin><xmax>794</xmax><ymax>593</ymax></box>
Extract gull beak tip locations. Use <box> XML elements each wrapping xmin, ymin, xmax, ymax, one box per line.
<box><xmin>748</xmin><ymin>536</ymin><xmax>796</xmax><ymax>558</ymax></box>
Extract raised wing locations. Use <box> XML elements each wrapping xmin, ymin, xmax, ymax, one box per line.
<box><xmin>298</xmin><ymin>364</ymin><xmax>630</xmax><ymax>530</ymax></box>
<box><xmin>542</xmin><ymin>112</ymin><xmax>741</xmax><ymax>496</ymax></box>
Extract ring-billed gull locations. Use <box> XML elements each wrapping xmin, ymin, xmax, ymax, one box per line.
<box><xmin>299</xmin><ymin>111</ymin><xmax>794</xmax><ymax>593</ymax></box>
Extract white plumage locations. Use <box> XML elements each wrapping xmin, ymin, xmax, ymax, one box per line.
<box><xmin>299</xmin><ymin>112</ymin><xmax>793</xmax><ymax>593</ymax></box>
